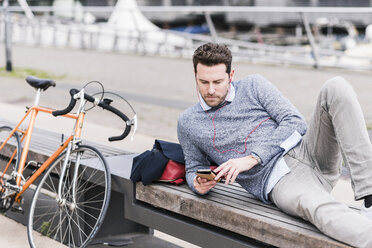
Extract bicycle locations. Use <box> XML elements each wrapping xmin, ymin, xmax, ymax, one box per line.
<box><xmin>0</xmin><ymin>76</ymin><xmax>136</xmax><ymax>248</ymax></box>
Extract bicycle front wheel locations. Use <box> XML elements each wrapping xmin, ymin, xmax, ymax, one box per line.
<box><xmin>27</xmin><ymin>145</ymin><xmax>111</xmax><ymax>248</ymax></box>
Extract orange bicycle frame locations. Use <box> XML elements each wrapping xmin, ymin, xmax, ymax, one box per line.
<box><xmin>0</xmin><ymin>105</ymin><xmax>85</xmax><ymax>202</ymax></box>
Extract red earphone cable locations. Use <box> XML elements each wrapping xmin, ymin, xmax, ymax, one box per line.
<box><xmin>198</xmin><ymin>83</ymin><xmax>270</xmax><ymax>155</ymax></box>
<box><xmin>212</xmin><ymin>114</ymin><xmax>270</xmax><ymax>154</ymax></box>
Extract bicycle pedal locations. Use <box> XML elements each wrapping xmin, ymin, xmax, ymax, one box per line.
<box><xmin>11</xmin><ymin>205</ymin><xmax>24</xmax><ymax>214</ymax></box>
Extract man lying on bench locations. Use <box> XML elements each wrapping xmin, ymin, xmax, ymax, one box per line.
<box><xmin>177</xmin><ymin>42</ymin><xmax>372</xmax><ymax>247</ymax></box>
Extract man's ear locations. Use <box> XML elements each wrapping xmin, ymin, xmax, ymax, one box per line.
<box><xmin>229</xmin><ymin>69</ymin><xmax>235</xmax><ymax>83</ymax></box>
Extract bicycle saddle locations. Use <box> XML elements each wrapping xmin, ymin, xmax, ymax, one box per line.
<box><xmin>26</xmin><ymin>76</ymin><xmax>56</xmax><ymax>91</ymax></box>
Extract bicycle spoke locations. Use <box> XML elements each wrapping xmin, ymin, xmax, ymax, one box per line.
<box><xmin>59</xmin><ymin>207</ymin><xmax>68</xmax><ymax>244</ymax></box>
<box><xmin>77</xmin><ymin>190</ymin><xmax>105</xmax><ymax>206</ymax></box>
<box><xmin>34</xmin><ymin>204</ymin><xmax>58</xmax><ymax>223</ymax></box>
<box><xmin>43</xmin><ymin>174</ymin><xmax>58</xmax><ymax>194</ymax></box>
<box><xmin>31</xmin><ymin>204</ymin><xmax>56</xmax><ymax>210</ymax></box>
<box><xmin>61</xmin><ymin>174</ymin><xmax>72</xmax><ymax>200</ymax></box>
<box><xmin>42</xmin><ymin>210</ymin><xmax>61</xmax><ymax>239</ymax></box>
<box><xmin>66</xmin><ymin>209</ymin><xmax>76</xmax><ymax>247</ymax></box>
<box><xmin>54</xmin><ymin>205</ymin><xmax>72</xmax><ymax>245</ymax></box>
<box><xmin>78</xmin><ymin>161</ymin><xmax>99</xmax><ymax>180</ymax></box>
<box><xmin>31</xmin><ymin>198</ymin><xmax>57</xmax><ymax>205</ymax></box>
<box><xmin>74</xmin><ymin>205</ymin><xmax>100</xmax><ymax>226</ymax></box>
<box><xmin>65</xmin><ymin>208</ymin><xmax>90</xmax><ymax>242</ymax></box>
<box><xmin>28</xmin><ymin>145</ymin><xmax>111</xmax><ymax>248</ymax></box>
<box><xmin>73</xmin><ymin>215</ymin><xmax>94</xmax><ymax>240</ymax></box>
<box><xmin>76</xmin><ymin>173</ymin><xmax>106</xmax><ymax>193</ymax></box>
<box><xmin>77</xmin><ymin>198</ymin><xmax>105</xmax><ymax>207</ymax></box>
<box><xmin>76</xmin><ymin>180</ymin><xmax>105</xmax><ymax>198</ymax></box>
<box><xmin>32</xmin><ymin>211</ymin><xmax>58</xmax><ymax>221</ymax></box>
<box><xmin>73</xmin><ymin>208</ymin><xmax>84</xmax><ymax>245</ymax></box>
<box><xmin>48</xmin><ymin>214</ymin><xmax>60</xmax><ymax>240</ymax></box>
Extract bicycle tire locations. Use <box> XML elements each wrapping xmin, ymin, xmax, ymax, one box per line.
<box><xmin>0</xmin><ymin>125</ymin><xmax>21</xmax><ymax>174</ymax></box>
<box><xmin>27</xmin><ymin>144</ymin><xmax>111</xmax><ymax>248</ymax></box>
<box><xmin>0</xmin><ymin>126</ymin><xmax>22</xmax><ymax>212</ymax></box>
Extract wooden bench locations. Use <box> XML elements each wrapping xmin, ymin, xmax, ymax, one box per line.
<box><xmin>124</xmin><ymin>181</ymin><xmax>352</xmax><ymax>248</ymax></box>
<box><xmin>0</xmin><ymin>117</ymin><xmax>355</xmax><ymax>248</ymax></box>
<box><xmin>128</xmin><ymin>134</ymin><xmax>372</xmax><ymax>248</ymax></box>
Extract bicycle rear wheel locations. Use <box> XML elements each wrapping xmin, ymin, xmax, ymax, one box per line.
<box><xmin>0</xmin><ymin>125</ymin><xmax>21</xmax><ymax>174</ymax></box>
<box><xmin>0</xmin><ymin>126</ymin><xmax>21</xmax><ymax>212</ymax></box>
<box><xmin>27</xmin><ymin>144</ymin><xmax>111</xmax><ymax>248</ymax></box>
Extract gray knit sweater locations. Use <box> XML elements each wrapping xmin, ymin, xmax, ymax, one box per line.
<box><xmin>177</xmin><ymin>74</ymin><xmax>307</xmax><ymax>203</ymax></box>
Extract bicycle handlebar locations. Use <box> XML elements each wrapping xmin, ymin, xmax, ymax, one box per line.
<box><xmin>52</xmin><ymin>88</ymin><xmax>132</xmax><ymax>141</ymax></box>
<box><xmin>52</xmin><ymin>89</ymin><xmax>79</xmax><ymax>117</ymax></box>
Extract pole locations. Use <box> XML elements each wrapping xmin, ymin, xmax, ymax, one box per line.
<box><xmin>301</xmin><ymin>12</ymin><xmax>319</xmax><ymax>69</ymax></box>
<box><xmin>205</xmin><ymin>11</ymin><xmax>217</xmax><ymax>43</ymax></box>
<box><xmin>3</xmin><ymin>0</ymin><xmax>12</xmax><ymax>72</ymax></box>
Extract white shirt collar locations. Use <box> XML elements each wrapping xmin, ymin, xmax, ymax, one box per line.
<box><xmin>198</xmin><ymin>83</ymin><xmax>235</xmax><ymax>111</ymax></box>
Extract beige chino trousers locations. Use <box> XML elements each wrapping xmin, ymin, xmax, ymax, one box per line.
<box><xmin>270</xmin><ymin>77</ymin><xmax>372</xmax><ymax>248</ymax></box>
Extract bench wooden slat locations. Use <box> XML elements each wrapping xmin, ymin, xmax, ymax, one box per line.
<box><xmin>136</xmin><ymin>182</ymin><xmax>350</xmax><ymax>248</ymax></box>
<box><xmin>169</xmin><ymin>183</ymin><xmax>317</xmax><ymax>231</ymax></box>
<box><xmin>157</xmin><ymin>183</ymin><xmax>318</xmax><ymax>232</ymax></box>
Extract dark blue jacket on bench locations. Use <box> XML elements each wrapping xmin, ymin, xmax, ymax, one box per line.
<box><xmin>130</xmin><ymin>140</ymin><xmax>185</xmax><ymax>185</ymax></box>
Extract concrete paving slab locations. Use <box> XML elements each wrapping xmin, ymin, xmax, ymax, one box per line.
<box><xmin>0</xmin><ymin>214</ymin><xmax>67</xmax><ymax>248</ymax></box>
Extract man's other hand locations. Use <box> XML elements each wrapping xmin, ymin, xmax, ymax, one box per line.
<box><xmin>194</xmin><ymin>176</ymin><xmax>217</xmax><ymax>194</ymax></box>
<box><xmin>214</xmin><ymin>155</ymin><xmax>258</xmax><ymax>184</ymax></box>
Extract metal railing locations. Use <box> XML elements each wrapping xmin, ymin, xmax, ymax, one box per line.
<box><xmin>1</xmin><ymin>5</ymin><xmax>372</xmax><ymax>70</ymax></box>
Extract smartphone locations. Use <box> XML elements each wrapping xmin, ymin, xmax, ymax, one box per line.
<box><xmin>196</xmin><ymin>169</ymin><xmax>221</xmax><ymax>182</ymax></box>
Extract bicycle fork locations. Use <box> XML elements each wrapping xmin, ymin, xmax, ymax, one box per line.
<box><xmin>56</xmin><ymin>90</ymin><xmax>87</xmax><ymax>210</ymax></box>
<box><xmin>57</xmin><ymin>141</ymin><xmax>81</xmax><ymax>211</ymax></box>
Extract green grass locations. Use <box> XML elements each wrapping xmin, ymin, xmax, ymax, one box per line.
<box><xmin>367</xmin><ymin>123</ymin><xmax>372</xmax><ymax>130</ymax></box>
<box><xmin>40</xmin><ymin>221</ymin><xmax>52</xmax><ymax>237</ymax></box>
<box><xmin>0</xmin><ymin>67</ymin><xmax>65</xmax><ymax>80</ymax></box>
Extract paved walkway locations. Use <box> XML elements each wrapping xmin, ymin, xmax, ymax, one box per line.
<box><xmin>1</xmin><ymin>45</ymin><xmax>372</xmax><ymax>247</ymax></box>
<box><xmin>2</xmin><ymin>45</ymin><xmax>372</xmax><ymax>142</ymax></box>
<box><xmin>0</xmin><ymin>214</ymin><xmax>68</xmax><ymax>248</ymax></box>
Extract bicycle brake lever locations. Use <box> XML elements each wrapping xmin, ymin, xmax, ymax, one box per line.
<box><xmin>129</xmin><ymin>115</ymin><xmax>137</xmax><ymax>141</ymax></box>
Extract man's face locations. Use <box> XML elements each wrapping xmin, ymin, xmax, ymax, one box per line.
<box><xmin>195</xmin><ymin>63</ymin><xmax>234</xmax><ymax>107</ymax></box>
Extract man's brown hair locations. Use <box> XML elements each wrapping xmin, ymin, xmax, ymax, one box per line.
<box><xmin>192</xmin><ymin>43</ymin><xmax>232</xmax><ymax>74</ymax></box>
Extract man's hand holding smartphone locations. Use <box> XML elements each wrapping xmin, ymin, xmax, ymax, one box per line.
<box><xmin>194</xmin><ymin>169</ymin><xmax>219</xmax><ymax>194</ymax></box>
